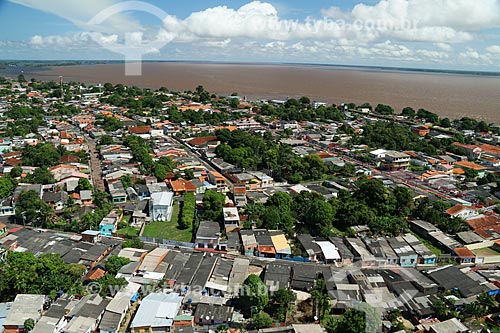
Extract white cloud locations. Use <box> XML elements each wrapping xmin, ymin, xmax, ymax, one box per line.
<box><xmin>349</xmin><ymin>0</ymin><xmax>500</xmax><ymax>30</ymax></box>
<box><xmin>460</xmin><ymin>48</ymin><xmax>481</xmax><ymax>60</ymax></box>
<box><xmin>7</xmin><ymin>0</ymin><xmax>500</xmax><ymax>69</ymax></box>
<box><xmin>159</xmin><ymin>1</ymin><xmax>481</xmax><ymax>44</ymax></box>
<box><xmin>204</xmin><ymin>39</ymin><xmax>232</xmax><ymax>48</ymax></box>
<box><xmin>321</xmin><ymin>6</ymin><xmax>349</xmax><ymax>20</ymax></box>
<box><xmin>8</xmin><ymin>0</ymin><xmax>142</xmax><ymax>33</ymax></box>
<box><xmin>15</xmin><ymin>1</ymin><xmax>500</xmax><ymax>47</ymax></box>
<box><xmin>417</xmin><ymin>49</ymin><xmax>449</xmax><ymax>60</ymax></box>
<box><xmin>29</xmin><ymin>32</ymin><xmax>118</xmax><ymax>49</ymax></box>
<box><xmin>486</xmin><ymin>45</ymin><xmax>500</xmax><ymax>54</ymax></box>
<box><xmin>434</xmin><ymin>42</ymin><xmax>453</xmax><ymax>52</ymax></box>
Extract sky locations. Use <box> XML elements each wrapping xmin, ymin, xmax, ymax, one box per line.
<box><xmin>0</xmin><ymin>0</ymin><xmax>500</xmax><ymax>70</ymax></box>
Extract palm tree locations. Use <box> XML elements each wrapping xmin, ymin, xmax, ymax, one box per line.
<box><xmin>311</xmin><ymin>290</ymin><xmax>331</xmax><ymax>319</ymax></box>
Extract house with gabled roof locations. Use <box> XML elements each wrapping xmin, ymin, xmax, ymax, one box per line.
<box><xmin>446</xmin><ymin>204</ymin><xmax>478</xmax><ymax>220</ymax></box>
<box><xmin>128</xmin><ymin>126</ymin><xmax>151</xmax><ymax>139</ymax></box>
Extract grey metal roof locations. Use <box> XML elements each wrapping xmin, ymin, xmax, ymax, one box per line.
<box><xmin>297</xmin><ymin>234</ymin><xmax>322</xmax><ymax>255</ymax></box>
<box><xmin>130</xmin><ymin>293</ymin><xmax>183</xmax><ymax>328</ymax></box>
<box><xmin>99</xmin><ymin>310</ymin><xmax>122</xmax><ymax>331</ymax></box>
<box><xmin>427</xmin><ymin>266</ymin><xmax>489</xmax><ymax>298</ymax></box>
<box><xmin>195</xmin><ymin>221</ymin><xmax>220</xmax><ymax>239</ymax></box>
<box><xmin>194</xmin><ymin>303</ymin><xmax>233</xmax><ymax>323</ymax></box>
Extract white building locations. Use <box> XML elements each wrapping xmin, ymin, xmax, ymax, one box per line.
<box><xmin>149</xmin><ymin>192</ymin><xmax>174</xmax><ymax>221</ymax></box>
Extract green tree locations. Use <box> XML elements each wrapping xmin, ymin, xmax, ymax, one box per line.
<box><xmin>394</xmin><ymin>185</ymin><xmax>414</xmax><ymax>216</ymax></box>
<box><xmin>266</xmin><ymin>192</ymin><xmax>293</xmax><ymax>212</ymax></box>
<box><xmin>99</xmin><ymin>134</ymin><xmax>114</xmax><ymax>145</ymax></box>
<box><xmin>30</xmin><ymin>167</ymin><xmax>55</xmax><ymax>185</ymax></box>
<box><xmin>244</xmin><ymin>203</ymin><xmax>266</xmax><ymax>222</ymax></box>
<box><xmin>184</xmin><ymin>168</ymin><xmax>194</xmax><ymax>180</ymax></box>
<box><xmin>432</xmin><ymin>298</ymin><xmax>450</xmax><ymax>319</ymax></box>
<box><xmin>92</xmin><ymin>190</ymin><xmax>110</xmax><ymax>209</ymax></box>
<box><xmin>158</xmin><ymin>156</ymin><xmax>175</xmax><ymax>171</ymax></box>
<box><xmin>354</xmin><ymin>178</ymin><xmax>395</xmax><ymax>216</ymax></box>
<box><xmin>417</xmin><ymin>108</ymin><xmax>439</xmax><ymax>123</ymax></box>
<box><xmin>180</xmin><ymin>193</ymin><xmax>196</xmax><ymax>229</ymax></box>
<box><xmin>0</xmin><ymin>252</ymin><xmax>83</xmax><ymax>302</ymax></box>
<box><xmin>240</xmin><ymin>274</ymin><xmax>269</xmax><ymax>313</ymax></box>
<box><xmin>78</xmin><ymin>178</ymin><xmax>92</xmax><ymax>191</ymax></box>
<box><xmin>103</xmin><ymin>82</ymin><xmax>114</xmax><ymax>92</ymax></box>
<box><xmin>120</xmin><ymin>174</ymin><xmax>133</xmax><ymax>189</ymax></box>
<box><xmin>122</xmin><ymin>237</ymin><xmax>144</xmax><ymax>249</ymax></box>
<box><xmin>261</xmin><ymin>207</ymin><xmax>294</xmax><ymax>234</ymax></box>
<box><xmin>440</xmin><ymin>118</ymin><xmax>452</xmax><ymax>128</ymax></box>
<box><xmin>375</xmin><ymin>104</ymin><xmax>394</xmax><ymax>115</ymax></box>
<box><xmin>15</xmin><ymin>190</ymin><xmax>53</xmax><ymax>226</ymax></box>
<box><xmin>9</xmin><ymin>166</ymin><xmax>23</xmax><ymax>178</ymax></box>
<box><xmin>23</xmin><ymin>319</ymin><xmax>35</xmax><ymax>332</ymax></box>
<box><xmin>105</xmin><ymin>255</ymin><xmax>131</xmax><ymax>275</ymax></box>
<box><xmin>95</xmin><ymin>275</ymin><xmax>128</xmax><ymax>297</ymax></box>
<box><xmin>0</xmin><ymin>175</ymin><xmax>17</xmax><ymax>198</ymax></box>
<box><xmin>230</xmin><ymin>98</ymin><xmax>239</xmax><ymax>108</ymax></box>
<box><xmin>102</xmin><ymin>116</ymin><xmax>123</xmax><ymax>131</ymax></box>
<box><xmin>22</xmin><ymin>143</ymin><xmax>61</xmax><ymax>168</ymax></box>
<box><xmin>215</xmin><ymin>324</ymin><xmax>229</xmax><ymax>333</ymax></box>
<box><xmin>334</xmin><ymin>307</ymin><xmax>381</xmax><ymax>333</ymax></box>
<box><xmin>299</xmin><ymin>96</ymin><xmax>311</xmax><ymax>105</ymax></box>
<box><xmin>401</xmin><ymin>106</ymin><xmax>416</xmax><ymax>117</ymax></box>
<box><xmin>252</xmin><ymin>312</ymin><xmax>273</xmax><ymax>329</ymax></box>
<box><xmin>153</xmin><ymin>163</ymin><xmax>168</xmax><ymax>181</ymax></box>
<box><xmin>270</xmin><ymin>289</ymin><xmax>296</xmax><ymax>322</ymax></box>
<box><xmin>202</xmin><ymin>190</ymin><xmax>226</xmax><ymax>221</ymax></box>
<box><xmin>293</xmin><ymin>192</ymin><xmax>334</xmax><ymax>236</ymax></box>
<box><xmin>463</xmin><ymin>167</ymin><xmax>479</xmax><ymax>180</ymax></box>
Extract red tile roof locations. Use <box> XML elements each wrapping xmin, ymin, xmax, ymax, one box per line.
<box><xmin>467</xmin><ymin>215</ymin><xmax>500</xmax><ymax>230</ymax></box>
<box><xmin>446</xmin><ymin>204</ymin><xmax>468</xmax><ymax>216</ymax></box>
<box><xmin>233</xmin><ymin>187</ymin><xmax>246</xmax><ymax>194</ymax></box>
<box><xmin>480</xmin><ymin>144</ymin><xmax>500</xmax><ymax>156</ymax></box>
<box><xmin>60</xmin><ymin>154</ymin><xmax>80</xmax><ymax>163</ymax></box>
<box><xmin>170</xmin><ymin>179</ymin><xmax>196</xmax><ymax>192</ymax></box>
<box><xmin>187</xmin><ymin>136</ymin><xmax>218</xmax><ymax>147</ymax></box>
<box><xmin>129</xmin><ymin>126</ymin><xmax>151</xmax><ymax>134</ymax></box>
<box><xmin>454</xmin><ymin>247</ymin><xmax>476</xmax><ymax>258</ymax></box>
<box><xmin>4</xmin><ymin>158</ymin><xmax>22</xmax><ymax>166</ymax></box>
<box><xmin>85</xmin><ymin>267</ymin><xmax>106</xmax><ymax>281</ymax></box>
<box><xmin>455</xmin><ymin>160</ymin><xmax>487</xmax><ymax>171</ymax></box>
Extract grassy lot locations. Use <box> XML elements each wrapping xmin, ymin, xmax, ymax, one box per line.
<box><xmin>409</xmin><ymin>231</ymin><xmax>444</xmax><ymax>256</ymax></box>
<box><xmin>116</xmin><ymin>226</ymin><xmax>139</xmax><ymax>237</ymax></box>
<box><xmin>142</xmin><ymin>202</ymin><xmax>192</xmax><ymax>242</ymax></box>
<box><xmin>472</xmin><ymin>247</ymin><xmax>500</xmax><ymax>256</ymax></box>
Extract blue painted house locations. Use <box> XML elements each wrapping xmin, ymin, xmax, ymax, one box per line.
<box><xmin>402</xmin><ymin>233</ymin><xmax>437</xmax><ymax>266</ymax></box>
<box><xmin>388</xmin><ymin>236</ymin><xmax>418</xmax><ymax>268</ymax></box>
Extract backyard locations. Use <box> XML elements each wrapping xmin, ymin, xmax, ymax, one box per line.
<box><xmin>409</xmin><ymin>231</ymin><xmax>444</xmax><ymax>256</ymax></box>
<box><xmin>142</xmin><ymin>202</ymin><xmax>193</xmax><ymax>242</ymax></box>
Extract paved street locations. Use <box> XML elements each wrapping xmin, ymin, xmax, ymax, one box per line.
<box><xmin>85</xmin><ymin>134</ymin><xmax>105</xmax><ymax>191</ymax></box>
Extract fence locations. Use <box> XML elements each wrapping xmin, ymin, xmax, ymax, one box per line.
<box><xmin>139</xmin><ymin>236</ymin><xmax>195</xmax><ymax>249</ymax></box>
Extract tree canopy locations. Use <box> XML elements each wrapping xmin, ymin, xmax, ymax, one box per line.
<box><xmin>202</xmin><ymin>190</ymin><xmax>226</xmax><ymax>221</ymax></box>
<box><xmin>0</xmin><ymin>252</ymin><xmax>84</xmax><ymax>301</ymax></box>
<box><xmin>239</xmin><ymin>274</ymin><xmax>269</xmax><ymax>314</ymax></box>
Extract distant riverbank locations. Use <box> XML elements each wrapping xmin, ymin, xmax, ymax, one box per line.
<box><xmin>5</xmin><ymin>61</ymin><xmax>500</xmax><ymax>124</ymax></box>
